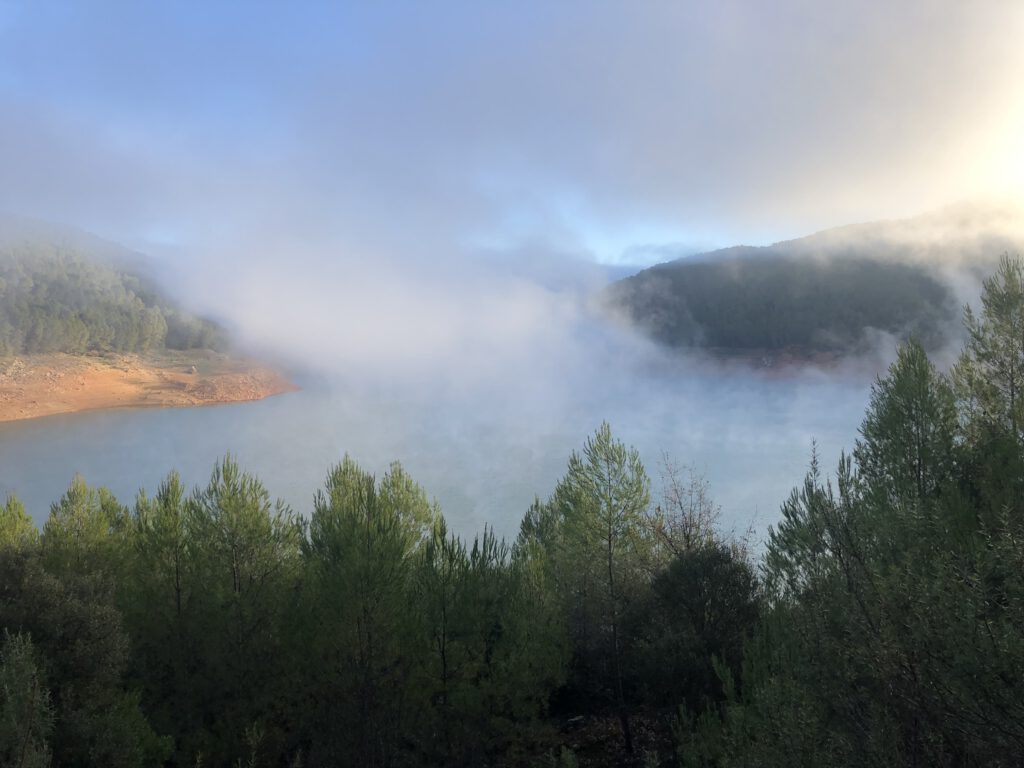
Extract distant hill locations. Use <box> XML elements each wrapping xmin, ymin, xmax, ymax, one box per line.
<box><xmin>0</xmin><ymin>216</ymin><xmax>225</xmax><ymax>356</ymax></box>
<box><xmin>605</xmin><ymin>202</ymin><xmax>1024</xmax><ymax>359</ymax></box>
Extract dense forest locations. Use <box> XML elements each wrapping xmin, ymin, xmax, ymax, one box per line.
<box><xmin>3</xmin><ymin>256</ymin><xmax>1024</xmax><ymax>766</ymax></box>
<box><xmin>0</xmin><ymin>237</ymin><xmax>224</xmax><ymax>356</ymax></box>
<box><xmin>607</xmin><ymin>251</ymin><xmax>957</xmax><ymax>357</ymax></box>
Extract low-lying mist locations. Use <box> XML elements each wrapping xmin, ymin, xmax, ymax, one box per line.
<box><xmin>5</xmin><ymin>201</ymin><xmax>1022</xmax><ymax>545</ymax></box>
<box><xmin>96</xmin><ymin>232</ymin><xmax>886</xmax><ymax>542</ymax></box>
<box><xmin>0</xmin><ymin>326</ymin><xmax>874</xmax><ymax>545</ymax></box>
<box><xmin>124</xmin><ymin>203</ymin><xmax>1014</xmax><ymax>541</ymax></box>
<box><xmin>6</xmin><ymin>203</ymin><xmax>1021</xmax><ymax>546</ymax></box>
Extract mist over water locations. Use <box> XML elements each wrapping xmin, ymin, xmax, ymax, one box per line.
<box><xmin>4</xmin><ymin>201</ymin><xmax>1015</xmax><ymax>543</ymax></box>
<box><xmin>0</xmin><ymin>312</ymin><xmax>876</xmax><ymax>545</ymax></box>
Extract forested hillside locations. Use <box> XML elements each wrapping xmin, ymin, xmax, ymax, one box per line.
<box><xmin>606</xmin><ymin>205</ymin><xmax>1024</xmax><ymax>358</ymax></box>
<box><xmin>0</xmin><ymin>229</ymin><xmax>224</xmax><ymax>356</ymax></box>
<box><xmin>608</xmin><ymin>254</ymin><xmax>956</xmax><ymax>355</ymax></box>
<box><xmin>3</xmin><ymin>257</ymin><xmax>1024</xmax><ymax>766</ymax></box>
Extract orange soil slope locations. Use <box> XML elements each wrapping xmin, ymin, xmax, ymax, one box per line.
<box><xmin>0</xmin><ymin>352</ymin><xmax>297</xmax><ymax>423</ymax></box>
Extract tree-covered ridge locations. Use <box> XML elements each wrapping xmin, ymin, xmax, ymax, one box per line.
<box><xmin>0</xmin><ymin>238</ymin><xmax>224</xmax><ymax>356</ymax></box>
<box><xmin>3</xmin><ymin>258</ymin><xmax>1024</xmax><ymax>765</ymax></box>
<box><xmin>607</xmin><ymin>252</ymin><xmax>957</xmax><ymax>356</ymax></box>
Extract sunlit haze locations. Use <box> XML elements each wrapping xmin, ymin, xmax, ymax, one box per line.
<box><xmin>2</xmin><ymin>2</ymin><xmax>1023</xmax><ymax>255</ymax></box>
<box><xmin>2</xmin><ymin>1</ymin><xmax>1024</xmax><ymax>537</ymax></box>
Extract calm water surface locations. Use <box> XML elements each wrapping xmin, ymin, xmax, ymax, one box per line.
<box><xmin>0</xmin><ymin>366</ymin><xmax>872</xmax><ymax>542</ymax></box>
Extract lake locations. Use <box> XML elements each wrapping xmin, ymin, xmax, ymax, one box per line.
<box><xmin>0</xmin><ymin>357</ymin><xmax>874</xmax><ymax>544</ymax></box>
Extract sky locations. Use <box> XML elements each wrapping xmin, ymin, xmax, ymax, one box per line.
<box><xmin>1</xmin><ymin>1</ymin><xmax>1023</xmax><ymax>266</ymax></box>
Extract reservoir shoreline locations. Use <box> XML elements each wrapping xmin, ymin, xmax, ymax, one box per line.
<box><xmin>0</xmin><ymin>351</ymin><xmax>298</xmax><ymax>423</ymax></box>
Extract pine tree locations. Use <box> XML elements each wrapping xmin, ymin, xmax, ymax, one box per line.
<box><xmin>549</xmin><ymin>423</ymin><xmax>651</xmax><ymax>752</ymax></box>
<box><xmin>0</xmin><ymin>497</ymin><xmax>37</xmax><ymax>551</ymax></box>
<box><xmin>302</xmin><ymin>457</ymin><xmax>435</xmax><ymax>766</ymax></box>
<box><xmin>954</xmin><ymin>253</ymin><xmax>1024</xmax><ymax>439</ymax></box>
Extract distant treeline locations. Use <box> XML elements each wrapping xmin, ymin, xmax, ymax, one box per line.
<box><xmin>3</xmin><ymin>258</ymin><xmax>1024</xmax><ymax>766</ymax></box>
<box><xmin>0</xmin><ymin>242</ymin><xmax>225</xmax><ymax>356</ymax></box>
<box><xmin>608</xmin><ymin>252</ymin><xmax>957</xmax><ymax>355</ymax></box>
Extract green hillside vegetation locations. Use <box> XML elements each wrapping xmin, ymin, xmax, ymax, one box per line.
<box><xmin>608</xmin><ymin>252</ymin><xmax>958</xmax><ymax>356</ymax></box>
<box><xmin>0</xmin><ymin>238</ymin><xmax>225</xmax><ymax>356</ymax></box>
<box><xmin>3</xmin><ymin>257</ymin><xmax>1024</xmax><ymax>765</ymax></box>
